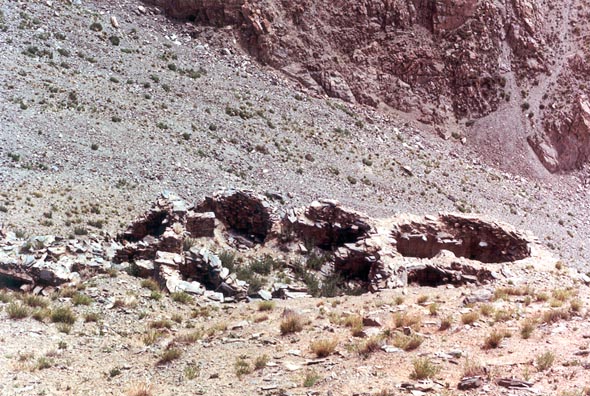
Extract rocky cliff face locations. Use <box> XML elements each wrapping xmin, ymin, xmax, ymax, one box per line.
<box><xmin>145</xmin><ymin>0</ymin><xmax>590</xmax><ymax>174</ymax></box>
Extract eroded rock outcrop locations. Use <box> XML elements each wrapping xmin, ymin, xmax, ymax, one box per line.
<box><xmin>143</xmin><ymin>0</ymin><xmax>590</xmax><ymax>173</ymax></box>
<box><xmin>529</xmin><ymin>95</ymin><xmax>590</xmax><ymax>172</ymax></box>
<box><xmin>145</xmin><ymin>0</ymin><xmax>550</xmax><ymax>123</ymax></box>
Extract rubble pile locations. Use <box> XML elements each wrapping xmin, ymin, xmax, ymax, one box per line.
<box><xmin>0</xmin><ymin>234</ymin><xmax>112</xmax><ymax>294</ymax></box>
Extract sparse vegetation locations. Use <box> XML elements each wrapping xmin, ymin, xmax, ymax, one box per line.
<box><xmin>254</xmin><ymin>354</ymin><xmax>269</xmax><ymax>370</ymax></box>
<box><xmin>51</xmin><ymin>306</ymin><xmax>76</xmax><ymax>324</ymax></box>
<box><xmin>257</xmin><ymin>301</ymin><xmax>275</xmax><ymax>311</ymax></box>
<box><xmin>7</xmin><ymin>302</ymin><xmax>30</xmax><ymax>319</ymax></box>
<box><xmin>32</xmin><ymin>308</ymin><xmax>50</xmax><ymax>322</ymax></box>
<box><xmin>303</xmin><ymin>370</ymin><xmax>321</xmax><ymax>387</ymax></box>
<box><xmin>410</xmin><ymin>358</ymin><xmax>439</xmax><ymax>380</ymax></box>
<box><xmin>149</xmin><ymin>319</ymin><xmax>173</xmax><ymax>329</ymax></box>
<box><xmin>310</xmin><ymin>338</ymin><xmax>338</xmax><ymax>357</ymax></box>
<box><xmin>141</xmin><ymin>278</ymin><xmax>160</xmax><ymax>292</ymax></box>
<box><xmin>23</xmin><ymin>294</ymin><xmax>49</xmax><ymax>308</ymax></box>
<box><xmin>34</xmin><ymin>356</ymin><xmax>53</xmax><ymax>370</ymax></box>
<box><xmin>234</xmin><ymin>356</ymin><xmax>252</xmax><ymax>378</ymax></box>
<box><xmin>157</xmin><ymin>348</ymin><xmax>182</xmax><ymax>365</ymax></box>
<box><xmin>84</xmin><ymin>312</ymin><xmax>100</xmax><ymax>322</ymax></box>
<box><xmin>542</xmin><ymin>308</ymin><xmax>570</xmax><ymax>324</ymax></box>
<box><xmin>439</xmin><ymin>315</ymin><xmax>453</xmax><ymax>331</ymax></box>
<box><xmin>126</xmin><ymin>383</ymin><xmax>153</xmax><ymax>396</ymax></box>
<box><xmin>462</xmin><ymin>356</ymin><xmax>486</xmax><ymax>377</ymax></box>
<box><xmin>72</xmin><ymin>293</ymin><xmax>92</xmax><ymax>306</ymax></box>
<box><xmin>2</xmin><ymin>3</ymin><xmax>590</xmax><ymax>395</ymax></box>
<box><xmin>483</xmin><ymin>329</ymin><xmax>505</xmax><ymax>349</ymax></box>
<box><xmin>393</xmin><ymin>312</ymin><xmax>422</xmax><ymax>331</ymax></box>
<box><xmin>536</xmin><ymin>351</ymin><xmax>555</xmax><ymax>371</ymax></box>
<box><xmin>520</xmin><ymin>319</ymin><xmax>536</xmax><ymax>339</ymax></box>
<box><xmin>357</xmin><ymin>335</ymin><xmax>383</xmax><ymax>357</ymax></box>
<box><xmin>461</xmin><ymin>311</ymin><xmax>480</xmax><ymax>325</ymax></box>
<box><xmin>171</xmin><ymin>292</ymin><xmax>193</xmax><ymax>304</ymax></box>
<box><xmin>392</xmin><ymin>333</ymin><xmax>424</xmax><ymax>351</ymax></box>
<box><xmin>280</xmin><ymin>312</ymin><xmax>304</xmax><ymax>335</ymax></box>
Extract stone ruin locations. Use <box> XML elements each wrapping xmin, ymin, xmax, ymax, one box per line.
<box><xmin>112</xmin><ymin>190</ymin><xmax>539</xmax><ymax>298</ymax></box>
<box><xmin>196</xmin><ymin>189</ymin><xmax>277</xmax><ymax>243</ymax></box>
<box><xmin>393</xmin><ymin>214</ymin><xmax>531</xmax><ymax>263</ymax></box>
<box><xmin>0</xmin><ymin>189</ymin><xmax>554</xmax><ymax>301</ymax></box>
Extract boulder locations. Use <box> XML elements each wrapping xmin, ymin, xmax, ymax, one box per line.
<box><xmin>30</xmin><ymin>256</ymin><xmax>80</xmax><ymax>286</ymax></box>
<box><xmin>0</xmin><ymin>253</ymin><xmax>34</xmax><ymax>286</ymax></box>
<box><xmin>133</xmin><ymin>259</ymin><xmax>155</xmax><ymax>278</ymax></box>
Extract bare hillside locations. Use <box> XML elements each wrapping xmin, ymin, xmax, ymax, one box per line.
<box><xmin>1</xmin><ymin>1</ymin><xmax>590</xmax><ymax>395</ymax></box>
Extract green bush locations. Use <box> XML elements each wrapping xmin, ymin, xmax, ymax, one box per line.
<box><xmin>50</xmin><ymin>306</ymin><xmax>76</xmax><ymax>324</ymax></box>
<box><xmin>7</xmin><ymin>303</ymin><xmax>30</xmax><ymax>319</ymax></box>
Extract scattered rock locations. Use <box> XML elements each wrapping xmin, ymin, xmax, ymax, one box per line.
<box><xmin>458</xmin><ymin>376</ymin><xmax>483</xmax><ymax>390</ymax></box>
<box><xmin>497</xmin><ymin>378</ymin><xmax>533</xmax><ymax>388</ymax></box>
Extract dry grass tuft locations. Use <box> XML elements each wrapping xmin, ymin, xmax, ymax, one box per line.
<box><xmin>483</xmin><ymin>329</ymin><xmax>506</xmax><ymax>349</ymax></box>
<box><xmin>149</xmin><ymin>319</ymin><xmax>173</xmax><ymax>329</ymax></box>
<box><xmin>126</xmin><ymin>382</ymin><xmax>153</xmax><ymax>396</ymax></box>
<box><xmin>234</xmin><ymin>356</ymin><xmax>252</xmax><ymax>378</ymax></box>
<box><xmin>280</xmin><ymin>312</ymin><xmax>304</xmax><ymax>335</ymax></box>
<box><xmin>343</xmin><ymin>314</ymin><xmax>364</xmax><ymax>336</ymax></box>
<box><xmin>142</xmin><ymin>330</ymin><xmax>163</xmax><ymax>346</ymax></box>
<box><xmin>140</xmin><ymin>279</ymin><xmax>160</xmax><ymax>292</ymax></box>
<box><xmin>462</xmin><ymin>356</ymin><xmax>486</xmax><ymax>377</ymax></box>
<box><xmin>541</xmin><ymin>309</ymin><xmax>570</xmax><ymax>324</ymax></box>
<box><xmin>254</xmin><ymin>354</ymin><xmax>269</xmax><ymax>370</ymax></box>
<box><xmin>494</xmin><ymin>309</ymin><xmax>512</xmax><ymax>323</ymax></box>
<box><xmin>479</xmin><ymin>303</ymin><xmax>495</xmax><ymax>317</ymax></box>
<box><xmin>461</xmin><ymin>311</ymin><xmax>479</xmax><ymax>325</ymax></box>
<box><xmin>7</xmin><ymin>303</ymin><xmax>31</xmax><ymax>319</ymax></box>
<box><xmin>257</xmin><ymin>301</ymin><xmax>275</xmax><ymax>311</ymax></box>
<box><xmin>157</xmin><ymin>348</ymin><xmax>182</xmax><ymax>365</ymax></box>
<box><xmin>536</xmin><ymin>351</ymin><xmax>555</xmax><ymax>371</ymax></box>
<box><xmin>570</xmin><ymin>298</ymin><xmax>583</xmax><ymax>313</ymax></box>
<box><xmin>310</xmin><ymin>338</ymin><xmax>338</xmax><ymax>357</ymax></box>
<box><xmin>22</xmin><ymin>294</ymin><xmax>50</xmax><ymax>308</ymax></box>
<box><xmin>392</xmin><ymin>333</ymin><xmax>423</xmax><ymax>351</ymax></box>
<box><xmin>439</xmin><ymin>315</ymin><xmax>453</xmax><ymax>331</ymax></box>
<box><xmin>410</xmin><ymin>357</ymin><xmax>439</xmax><ymax>380</ymax></box>
<box><xmin>50</xmin><ymin>306</ymin><xmax>76</xmax><ymax>324</ymax></box>
<box><xmin>172</xmin><ymin>330</ymin><xmax>203</xmax><ymax>345</ymax></box>
<box><xmin>357</xmin><ymin>335</ymin><xmax>383</xmax><ymax>357</ymax></box>
<box><xmin>520</xmin><ymin>319</ymin><xmax>536</xmax><ymax>339</ymax></box>
<box><xmin>493</xmin><ymin>285</ymin><xmax>533</xmax><ymax>301</ymax></box>
<box><xmin>393</xmin><ymin>312</ymin><xmax>422</xmax><ymax>331</ymax></box>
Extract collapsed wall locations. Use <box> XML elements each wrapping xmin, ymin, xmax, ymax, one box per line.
<box><xmin>393</xmin><ymin>214</ymin><xmax>531</xmax><ymax>263</ymax></box>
